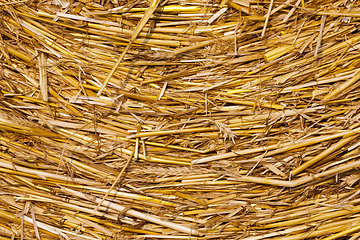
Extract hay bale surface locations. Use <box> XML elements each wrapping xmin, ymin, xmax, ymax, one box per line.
<box><xmin>1</xmin><ymin>0</ymin><xmax>360</xmax><ymax>239</ymax></box>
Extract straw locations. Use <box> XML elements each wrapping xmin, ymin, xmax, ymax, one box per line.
<box><xmin>97</xmin><ymin>0</ymin><xmax>161</xmax><ymax>96</ymax></box>
<box><xmin>1</xmin><ymin>0</ymin><xmax>360</xmax><ymax>239</ymax></box>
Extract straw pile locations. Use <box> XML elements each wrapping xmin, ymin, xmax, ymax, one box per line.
<box><xmin>1</xmin><ymin>0</ymin><xmax>360</xmax><ymax>239</ymax></box>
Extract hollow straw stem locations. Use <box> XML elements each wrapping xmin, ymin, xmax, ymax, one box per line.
<box><xmin>97</xmin><ymin>0</ymin><xmax>161</xmax><ymax>96</ymax></box>
<box><xmin>0</xmin><ymin>158</ymin><xmax>98</xmax><ymax>185</ymax></box>
<box><xmin>193</xmin><ymin>126</ymin><xmax>360</xmax><ymax>164</ymax></box>
<box><xmin>127</xmin><ymin>127</ymin><xmax>215</xmax><ymax>139</ymax></box>
<box><xmin>94</xmin><ymin>145</ymin><xmax>136</xmax><ymax>211</ymax></box>
<box><xmin>324</xmin><ymin>69</ymin><xmax>360</xmax><ymax>100</ymax></box>
<box><xmin>322</xmin><ymin>223</ymin><xmax>360</xmax><ymax>240</ymax></box>
<box><xmin>264</xmin><ymin>205</ymin><xmax>360</xmax><ymax>229</ymax></box>
<box><xmin>314</xmin><ymin>15</ymin><xmax>326</xmax><ymax>57</ymax></box>
<box><xmin>0</xmin><ymin>136</ymin><xmax>110</xmax><ymax>179</ymax></box>
<box><xmin>261</xmin><ymin>0</ymin><xmax>274</xmax><ymax>38</ymax></box>
<box><xmin>38</xmin><ymin>52</ymin><xmax>48</xmax><ymax>101</ymax></box>
<box><xmin>292</xmin><ymin>134</ymin><xmax>359</xmax><ymax>176</ymax></box>
<box><xmin>61</xmin><ymin>187</ymin><xmax>201</xmax><ymax>236</ymax></box>
<box><xmin>234</xmin><ymin>157</ymin><xmax>360</xmax><ymax>187</ymax></box>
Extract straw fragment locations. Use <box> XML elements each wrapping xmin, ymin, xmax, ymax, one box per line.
<box><xmin>97</xmin><ymin>0</ymin><xmax>161</xmax><ymax>96</ymax></box>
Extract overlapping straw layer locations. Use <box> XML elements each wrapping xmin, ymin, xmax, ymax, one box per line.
<box><xmin>1</xmin><ymin>0</ymin><xmax>360</xmax><ymax>239</ymax></box>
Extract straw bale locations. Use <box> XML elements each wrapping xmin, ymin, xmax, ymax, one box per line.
<box><xmin>1</xmin><ymin>0</ymin><xmax>360</xmax><ymax>239</ymax></box>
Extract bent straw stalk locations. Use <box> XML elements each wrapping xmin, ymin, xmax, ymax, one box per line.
<box><xmin>61</xmin><ymin>187</ymin><xmax>201</xmax><ymax>236</ymax></box>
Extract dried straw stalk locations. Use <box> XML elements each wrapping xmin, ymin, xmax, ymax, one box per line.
<box><xmin>1</xmin><ymin>0</ymin><xmax>360</xmax><ymax>239</ymax></box>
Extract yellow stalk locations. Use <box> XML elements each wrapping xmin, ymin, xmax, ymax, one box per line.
<box><xmin>324</xmin><ymin>69</ymin><xmax>360</xmax><ymax>100</ymax></box>
<box><xmin>62</xmin><ymin>187</ymin><xmax>201</xmax><ymax>236</ymax></box>
<box><xmin>264</xmin><ymin>45</ymin><xmax>294</xmax><ymax>61</ymax></box>
<box><xmin>292</xmin><ymin>134</ymin><xmax>359</xmax><ymax>176</ymax></box>
<box><xmin>97</xmin><ymin>0</ymin><xmax>161</xmax><ymax>96</ymax></box>
<box><xmin>6</xmin><ymin>45</ymin><xmax>33</xmax><ymax>64</ymax></box>
<box><xmin>38</xmin><ymin>52</ymin><xmax>48</xmax><ymax>102</ymax></box>
<box><xmin>173</xmin><ymin>192</ymin><xmax>206</xmax><ymax>205</ymax></box>
<box><xmin>127</xmin><ymin>127</ymin><xmax>214</xmax><ymax>138</ymax></box>
<box><xmin>322</xmin><ymin>222</ymin><xmax>360</xmax><ymax>240</ymax></box>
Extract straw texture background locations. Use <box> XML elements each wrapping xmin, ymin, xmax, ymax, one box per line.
<box><xmin>1</xmin><ymin>0</ymin><xmax>360</xmax><ymax>239</ymax></box>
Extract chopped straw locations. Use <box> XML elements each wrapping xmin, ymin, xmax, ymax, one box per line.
<box><xmin>1</xmin><ymin>0</ymin><xmax>360</xmax><ymax>239</ymax></box>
